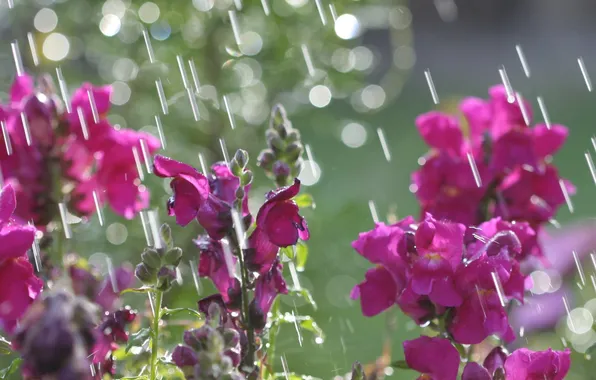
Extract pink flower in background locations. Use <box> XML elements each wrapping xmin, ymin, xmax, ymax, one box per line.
<box><xmin>403</xmin><ymin>336</ymin><xmax>460</xmax><ymax>380</ymax></box>
<box><xmin>0</xmin><ymin>184</ymin><xmax>42</xmax><ymax>333</ymax></box>
<box><xmin>246</xmin><ymin>178</ymin><xmax>309</xmax><ymax>273</ymax></box>
<box><xmin>195</xmin><ymin>235</ymin><xmax>241</xmax><ymax>304</ymax></box>
<box><xmin>504</xmin><ymin>348</ymin><xmax>571</xmax><ymax>380</ymax></box>
<box><xmin>249</xmin><ymin>261</ymin><xmax>288</xmax><ymax>330</ymax></box>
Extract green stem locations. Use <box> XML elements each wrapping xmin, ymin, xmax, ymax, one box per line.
<box><xmin>265</xmin><ymin>299</ymin><xmax>281</xmax><ymax>375</ymax></box>
<box><xmin>238</xmin><ymin>246</ymin><xmax>256</xmax><ymax>371</ymax></box>
<box><xmin>150</xmin><ymin>290</ymin><xmax>163</xmax><ymax>380</ymax></box>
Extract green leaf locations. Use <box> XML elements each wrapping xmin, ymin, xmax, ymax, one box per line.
<box><xmin>121</xmin><ymin>286</ymin><xmax>153</xmax><ymax>295</ymax></box>
<box><xmin>0</xmin><ymin>336</ymin><xmax>12</xmax><ymax>356</ymax></box>
<box><xmin>280</xmin><ymin>246</ymin><xmax>294</xmax><ymax>260</ymax></box>
<box><xmin>289</xmin><ymin>288</ymin><xmax>316</xmax><ymax>310</ymax></box>
<box><xmin>0</xmin><ymin>358</ymin><xmax>22</xmax><ymax>379</ymax></box>
<box><xmin>125</xmin><ymin>327</ymin><xmax>151</xmax><ymax>353</ymax></box>
<box><xmin>453</xmin><ymin>342</ymin><xmax>467</xmax><ymax>359</ymax></box>
<box><xmin>390</xmin><ymin>360</ymin><xmax>410</xmax><ymax>370</ymax></box>
<box><xmin>161</xmin><ymin>307</ymin><xmax>203</xmax><ymax>320</ymax></box>
<box><xmin>295</xmin><ymin>243</ymin><xmax>308</xmax><ymax>272</ymax></box>
<box><xmin>299</xmin><ymin>317</ymin><xmax>325</xmax><ymax>342</ymax></box>
<box><xmin>294</xmin><ymin>193</ymin><xmax>314</xmax><ymax>209</ymax></box>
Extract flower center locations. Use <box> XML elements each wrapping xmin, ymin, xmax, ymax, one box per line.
<box><xmin>443</xmin><ymin>186</ymin><xmax>459</xmax><ymax>197</ymax></box>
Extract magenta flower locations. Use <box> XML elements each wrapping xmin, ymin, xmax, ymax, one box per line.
<box><xmin>246</xmin><ymin>178</ymin><xmax>309</xmax><ymax>273</ymax></box>
<box><xmin>403</xmin><ymin>336</ymin><xmax>460</xmax><ymax>380</ymax></box>
<box><xmin>93</xmin><ymin>308</ymin><xmax>136</xmax><ymax>375</ymax></box>
<box><xmin>249</xmin><ymin>260</ymin><xmax>288</xmax><ymax>330</ymax></box>
<box><xmin>504</xmin><ymin>348</ymin><xmax>571</xmax><ymax>380</ymax></box>
<box><xmin>67</xmin><ymin>83</ymin><xmax>113</xmax><ymax>149</ymax></box>
<box><xmin>483</xmin><ymin>346</ymin><xmax>508</xmax><ymax>376</ymax></box>
<box><xmin>467</xmin><ymin>217</ymin><xmax>539</xmax><ymax>260</ymax></box>
<box><xmin>415</xmin><ymin>111</ymin><xmax>464</xmax><ymax>156</ymax></box>
<box><xmin>210</xmin><ymin>162</ymin><xmax>250</xmax><ymax>216</ymax></box>
<box><xmin>195</xmin><ymin>235</ymin><xmax>241</xmax><ymax>304</ymax></box>
<box><xmin>0</xmin><ymin>184</ymin><xmax>42</xmax><ymax>333</ymax></box>
<box><xmin>462</xmin><ymin>362</ymin><xmax>491</xmax><ymax>380</ymax></box>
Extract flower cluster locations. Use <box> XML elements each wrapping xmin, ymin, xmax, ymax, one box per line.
<box><xmin>158</xmin><ymin>104</ymin><xmax>310</xmax><ymax>377</ymax></box>
<box><xmin>0</xmin><ymin>74</ymin><xmax>159</xmax><ymax>227</ymax></box>
<box><xmin>352</xmin><ymin>85</ymin><xmax>574</xmax><ymax>379</ymax></box>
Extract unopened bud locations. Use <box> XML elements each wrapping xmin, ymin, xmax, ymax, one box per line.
<box><xmin>350</xmin><ymin>362</ymin><xmax>365</xmax><ymax>380</ymax></box>
<box><xmin>235</xmin><ymin>187</ymin><xmax>245</xmax><ymax>200</ymax></box>
<box><xmin>285</xmin><ymin>142</ymin><xmax>303</xmax><ymax>162</ymax></box>
<box><xmin>156</xmin><ymin>266</ymin><xmax>177</xmax><ymax>291</ymax></box>
<box><xmin>257</xmin><ymin>150</ymin><xmax>275</xmax><ymax>171</ymax></box>
<box><xmin>270</xmin><ymin>104</ymin><xmax>288</xmax><ymax>129</ymax></box>
<box><xmin>266</xmin><ymin>130</ymin><xmax>284</xmax><ymax>151</ymax></box>
<box><xmin>233</xmin><ymin>149</ymin><xmax>248</xmax><ymax>168</ymax></box>
<box><xmin>240</xmin><ymin>171</ymin><xmax>253</xmax><ymax>186</ymax></box>
<box><xmin>141</xmin><ymin>248</ymin><xmax>162</xmax><ymax>269</ymax></box>
<box><xmin>160</xmin><ymin>224</ymin><xmax>173</xmax><ymax>249</ymax></box>
<box><xmin>222</xmin><ymin>329</ymin><xmax>240</xmax><ymax>348</ymax></box>
<box><xmin>163</xmin><ymin>247</ymin><xmax>183</xmax><ymax>267</ymax></box>
<box><xmin>286</xmin><ymin>129</ymin><xmax>301</xmax><ymax>143</ymax></box>
<box><xmin>272</xmin><ymin>161</ymin><xmax>291</xmax><ymax>178</ymax></box>
<box><xmin>135</xmin><ymin>263</ymin><xmax>156</xmax><ymax>285</ymax></box>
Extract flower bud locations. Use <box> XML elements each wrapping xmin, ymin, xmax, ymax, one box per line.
<box><xmin>257</xmin><ymin>150</ymin><xmax>275</xmax><ymax>171</ymax></box>
<box><xmin>163</xmin><ymin>247</ymin><xmax>183</xmax><ymax>267</ymax></box>
<box><xmin>235</xmin><ymin>187</ymin><xmax>245</xmax><ymax>200</ymax></box>
<box><xmin>485</xmin><ymin>231</ymin><xmax>522</xmax><ymax>258</ymax></box>
<box><xmin>240</xmin><ymin>171</ymin><xmax>253</xmax><ymax>186</ymax></box>
<box><xmin>266</xmin><ymin>130</ymin><xmax>284</xmax><ymax>152</ymax></box>
<box><xmin>286</xmin><ymin>129</ymin><xmax>301</xmax><ymax>143</ymax></box>
<box><xmin>172</xmin><ymin>345</ymin><xmax>198</xmax><ymax>369</ymax></box>
<box><xmin>184</xmin><ymin>326</ymin><xmax>215</xmax><ymax>351</ymax></box>
<box><xmin>484</xmin><ymin>346</ymin><xmax>508</xmax><ymax>376</ymax></box>
<box><xmin>351</xmin><ymin>362</ymin><xmax>365</xmax><ymax>380</ymax></box>
<box><xmin>134</xmin><ymin>263</ymin><xmax>156</xmax><ymax>285</ymax></box>
<box><xmin>290</xmin><ymin>158</ymin><xmax>303</xmax><ymax>178</ymax></box>
<box><xmin>233</xmin><ymin>149</ymin><xmax>249</xmax><ymax>169</ymax></box>
<box><xmin>160</xmin><ymin>223</ymin><xmax>173</xmax><ymax>249</ymax></box>
<box><xmin>272</xmin><ymin>161</ymin><xmax>291</xmax><ymax>178</ymax></box>
<box><xmin>270</xmin><ymin>104</ymin><xmax>287</xmax><ymax>129</ymax></box>
<box><xmin>285</xmin><ymin>142</ymin><xmax>303</xmax><ymax>162</ymax></box>
<box><xmin>156</xmin><ymin>266</ymin><xmax>177</xmax><ymax>291</ymax></box>
<box><xmin>223</xmin><ymin>328</ymin><xmax>240</xmax><ymax>348</ymax></box>
<box><xmin>248</xmin><ymin>301</ymin><xmax>266</xmax><ymax>331</ymax></box>
<box><xmin>141</xmin><ymin>248</ymin><xmax>162</xmax><ymax>269</ymax></box>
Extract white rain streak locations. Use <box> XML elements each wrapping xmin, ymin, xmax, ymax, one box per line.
<box><xmin>92</xmin><ymin>191</ymin><xmax>104</xmax><ymax>226</ymax></box>
<box><xmin>376</xmin><ymin>128</ymin><xmax>391</xmax><ymax>162</ymax></box>
<box><xmin>368</xmin><ymin>200</ymin><xmax>379</xmax><ymax>223</ymax></box>
<box><xmin>20</xmin><ymin>112</ymin><xmax>32</xmax><ymax>146</ymax></box>
<box><xmin>219</xmin><ymin>138</ymin><xmax>230</xmax><ymax>164</ymax></box>
<box><xmin>305</xmin><ymin>143</ymin><xmax>318</xmax><ymax>177</ymax></box>
<box><xmin>329</xmin><ymin>4</ymin><xmax>338</xmax><ymax>22</ymax></box>
<box><xmin>0</xmin><ymin>164</ymin><xmax>4</xmax><ymax>187</ymax></box>
<box><xmin>132</xmin><ymin>146</ymin><xmax>145</xmax><ymax>181</ymax></box>
<box><xmin>536</xmin><ymin>96</ymin><xmax>551</xmax><ymax>129</ymax></box>
<box><xmin>220</xmin><ymin>239</ymin><xmax>238</xmax><ymax>279</ymax></box>
<box><xmin>491</xmin><ymin>272</ymin><xmax>506</xmax><ymax>307</ymax></box>
<box><xmin>467</xmin><ymin>152</ymin><xmax>482</xmax><ymax>187</ymax></box>
<box><xmin>11</xmin><ymin>41</ymin><xmax>24</xmax><ymax>77</ymax></box>
<box><xmin>234</xmin><ymin>0</ymin><xmax>242</xmax><ymax>10</ymax></box>
<box><xmin>176</xmin><ymin>55</ymin><xmax>190</xmax><ymax>89</ymax></box>
<box><xmin>56</xmin><ymin>67</ymin><xmax>72</xmax><ymax>113</ymax></box>
<box><xmin>260</xmin><ymin>0</ymin><xmax>270</xmax><ymax>16</ymax></box>
<box><xmin>585</xmin><ymin>152</ymin><xmax>596</xmax><ymax>185</ymax></box>
<box><xmin>515</xmin><ymin>45</ymin><xmax>531</xmax><ymax>78</ymax></box>
<box><xmin>475</xmin><ymin>285</ymin><xmax>487</xmax><ymax>318</ymax></box>
<box><xmin>1</xmin><ymin>121</ymin><xmax>12</xmax><ymax>156</ymax></box>
<box><xmin>106</xmin><ymin>257</ymin><xmax>119</xmax><ymax>293</ymax></box>
<box><xmin>190</xmin><ymin>259</ymin><xmax>202</xmax><ymax>295</ymax></box>
<box><xmin>591</xmin><ymin>274</ymin><xmax>596</xmax><ymax>292</ymax></box>
<box><xmin>175</xmin><ymin>266</ymin><xmax>183</xmax><ymax>285</ymax></box>
<box><xmin>231</xmin><ymin>209</ymin><xmax>246</xmax><ymax>250</ymax></box>
<box><xmin>563</xmin><ymin>296</ymin><xmax>575</xmax><ymax>332</ymax></box>
<box><xmin>519</xmin><ymin>326</ymin><xmax>525</xmax><ymax>338</ymax></box>
<box><xmin>185</xmin><ymin>85</ymin><xmax>201</xmax><ymax>120</ymax></box>
<box><xmin>572</xmin><ymin>250</ymin><xmax>586</xmax><ymax>285</ymax></box>
<box><xmin>424</xmin><ymin>69</ymin><xmax>439</xmax><ymax>104</ymax></box>
<box><xmin>198</xmin><ymin>153</ymin><xmax>208</xmax><ymax>174</ymax></box>
<box><xmin>27</xmin><ymin>32</ymin><xmax>39</xmax><ymax>66</ymax></box>
<box><xmin>148</xmin><ymin>210</ymin><xmax>162</xmax><ymax>249</ymax></box>
<box><xmin>140</xmin><ymin>139</ymin><xmax>153</xmax><ymax>174</ymax></box>
<box><xmin>155</xmin><ymin>79</ymin><xmax>169</xmax><ymax>115</ymax></box>
<box><xmin>223</xmin><ymin>95</ymin><xmax>236</xmax><ymax>130</ymax></box>
<box><xmin>142</xmin><ymin>28</ymin><xmax>156</xmax><ymax>63</ymax></box>
<box><xmin>188</xmin><ymin>59</ymin><xmax>201</xmax><ymax>92</ymax></box>
<box><xmin>516</xmin><ymin>92</ymin><xmax>530</xmax><ymax>126</ymax></box>
<box><xmin>592</xmin><ymin>137</ymin><xmax>596</xmax><ymax>153</ymax></box>
<box><xmin>87</xmin><ymin>89</ymin><xmax>100</xmax><ymax>124</ymax></box>
<box><xmin>559</xmin><ymin>179</ymin><xmax>574</xmax><ymax>213</ymax></box>
<box><xmin>7</xmin><ymin>0</ymin><xmax>14</xmax><ymax>9</ymax></box>
<box><xmin>58</xmin><ymin>203</ymin><xmax>73</xmax><ymax>239</ymax></box>
<box><xmin>498</xmin><ymin>65</ymin><xmax>515</xmax><ymax>101</ymax></box>
<box><xmin>289</xmin><ymin>259</ymin><xmax>301</xmax><ymax>290</ymax></box>
<box><xmin>291</xmin><ymin>311</ymin><xmax>303</xmax><ymax>347</ymax></box>
<box><xmin>301</xmin><ymin>44</ymin><xmax>316</xmax><ymax>77</ymax></box>
<box><xmin>591</xmin><ymin>253</ymin><xmax>596</xmax><ymax>272</ymax></box>
<box><xmin>154</xmin><ymin>115</ymin><xmax>166</xmax><ymax>149</ymax></box>
<box><xmin>578</xmin><ymin>57</ymin><xmax>593</xmax><ymax>92</ymax></box>
<box><xmin>228</xmin><ymin>11</ymin><xmax>242</xmax><ymax>47</ymax></box>
<box><xmin>30</xmin><ymin>230</ymin><xmax>41</xmax><ymax>272</ymax></box>
<box><xmin>281</xmin><ymin>355</ymin><xmax>290</xmax><ymax>380</ymax></box>
<box><xmin>89</xmin><ymin>364</ymin><xmax>96</xmax><ymax>377</ymax></box>
<box><xmin>314</xmin><ymin>0</ymin><xmax>328</xmax><ymax>25</ymax></box>
<box><xmin>140</xmin><ymin>210</ymin><xmax>153</xmax><ymax>246</ymax></box>
<box><xmin>148</xmin><ymin>291</ymin><xmax>155</xmax><ymax>317</ymax></box>
<box><xmin>77</xmin><ymin>107</ymin><xmax>90</xmax><ymax>140</ymax></box>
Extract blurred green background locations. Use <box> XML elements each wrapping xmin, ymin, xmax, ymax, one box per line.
<box><xmin>3</xmin><ymin>0</ymin><xmax>596</xmax><ymax>378</ymax></box>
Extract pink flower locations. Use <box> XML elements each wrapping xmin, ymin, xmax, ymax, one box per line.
<box><xmin>248</xmin><ymin>260</ymin><xmax>288</xmax><ymax>330</ymax></box>
<box><xmin>483</xmin><ymin>346</ymin><xmax>508</xmax><ymax>376</ymax></box>
<box><xmin>462</xmin><ymin>362</ymin><xmax>491</xmax><ymax>380</ymax></box>
<box><xmin>504</xmin><ymin>348</ymin><xmax>571</xmax><ymax>380</ymax></box>
<box><xmin>246</xmin><ymin>178</ymin><xmax>309</xmax><ymax>273</ymax></box>
<box><xmin>0</xmin><ymin>184</ymin><xmax>42</xmax><ymax>333</ymax></box>
<box><xmin>403</xmin><ymin>336</ymin><xmax>460</xmax><ymax>380</ymax></box>
<box><xmin>67</xmin><ymin>83</ymin><xmax>113</xmax><ymax>150</ymax></box>
<box><xmin>195</xmin><ymin>235</ymin><xmax>241</xmax><ymax>305</ymax></box>
<box><xmin>210</xmin><ymin>162</ymin><xmax>250</xmax><ymax>217</ymax></box>
<box><xmin>467</xmin><ymin>218</ymin><xmax>539</xmax><ymax>260</ymax></box>
<box><xmin>415</xmin><ymin>111</ymin><xmax>464</xmax><ymax>156</ymax></box>
<box><xmin>93</xmin><ymin>308</ymin><xmax>136</xmax><ymax>375</ymax></box>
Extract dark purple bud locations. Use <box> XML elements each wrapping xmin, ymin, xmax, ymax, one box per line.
<box><xmin>257</xmin><ymin>150</ymin><xmax>275</xmax><ymax>171</ymax></box>
<box><xmin>248</xmin><ymin>301</ymin><xmax>266</xmax><ymax>331</ymax></box>
<box><xmin>198</xmin><ymin>294</ymin><xmax>228</xmax><ymax>325</ymax></box>
<box><xmin>483</xmin><ymin>346</ymin><xmax>508</xmax><ymax>375</ymax></box>
<box><xmin>399</xmin><ymin>231</ymin><xmax>417</xmax><ymax>258</ymax></box>
<box><xmin>172</xmin><ymin>345</ymin><xmax>199</xmax><ymax>368</ymax></box>
<box><xmin>156</xmin><ymin>266</ymin><xmax>177</xmax><ymax>291</ymax></box>
<box><xmin>485</xmin><ymin>231</ymin><xmax>522</xmax><ymax>257</ymax></box>
<box><xmin>462</xmin><ymin>362</ymin><xmax>491</xmax><ymax>380</ymax></box>
<box><xmin>272</xmin><ymin>161</ymin><xmax>291</xmax><ymax>178</ymax></box>
<box><xmin>135</xmin><ymin>263</ymin><xmax>156</xmax><ymax>285</ymax></box>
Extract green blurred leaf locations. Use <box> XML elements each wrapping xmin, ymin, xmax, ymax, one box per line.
<box><xmin>274</xmin><ymin>373</ymin><xmax>322</xmax><ymax>380</ymax></box>
<box><xmin>390</xmin><ymin>360</ymin><xmax>409</xmax><ymax>370</ymax></box>
<box><xmin>161</xmin><ymin>307</ymin><xmax>203</xmax><ymax>320</ymax></box>
<box><xmin>294</xmin><ymin>193</ymin><xmax>314</xmax><ymax>209</ymax></box>
<box><xmin>300</xmin><ymin>317</ymin><xmax>325</xmax><ymax>342</ymax></box>
<box><xmin>121</xmin><ymin>287</ymin><xmax>152</xmax><ymax>295</ymax></box>
<box><xmin>0</xmin><ymin>337</ymin><xmax>11</xmax><ymax>356</ymax></box>
<box><xmin>295</xmin><ymin>243</ymin><xmax>308</xmax><ymax>272</ymax></box>
<box><xmin>280</xmin><ymin>246</ymin><xmax>294</xmax><ymax>260</ymax></box>
<box><xmin>290</xmin><ymin>288</ymin><xmax>316</xmax><ymax>310</ymax></box>
<box><xmin>0</xmin><ymin>358</ymin><xmax>22</xmax><ymax>379</ymax></box>
<box><xmin>125</xmin><ymin>327</ymin><xmax>151</xmax><ymax>353</ymax></box>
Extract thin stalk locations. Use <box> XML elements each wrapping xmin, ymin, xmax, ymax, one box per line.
<box><xmin>238</xmin><ymin>246</ymin><xmax>256</xmax><ymax>371</ymax></box>
<box><xmin>150</xmin><ymin>290</ymin><xmax>163</xmax><ymax>380</ymax></box>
